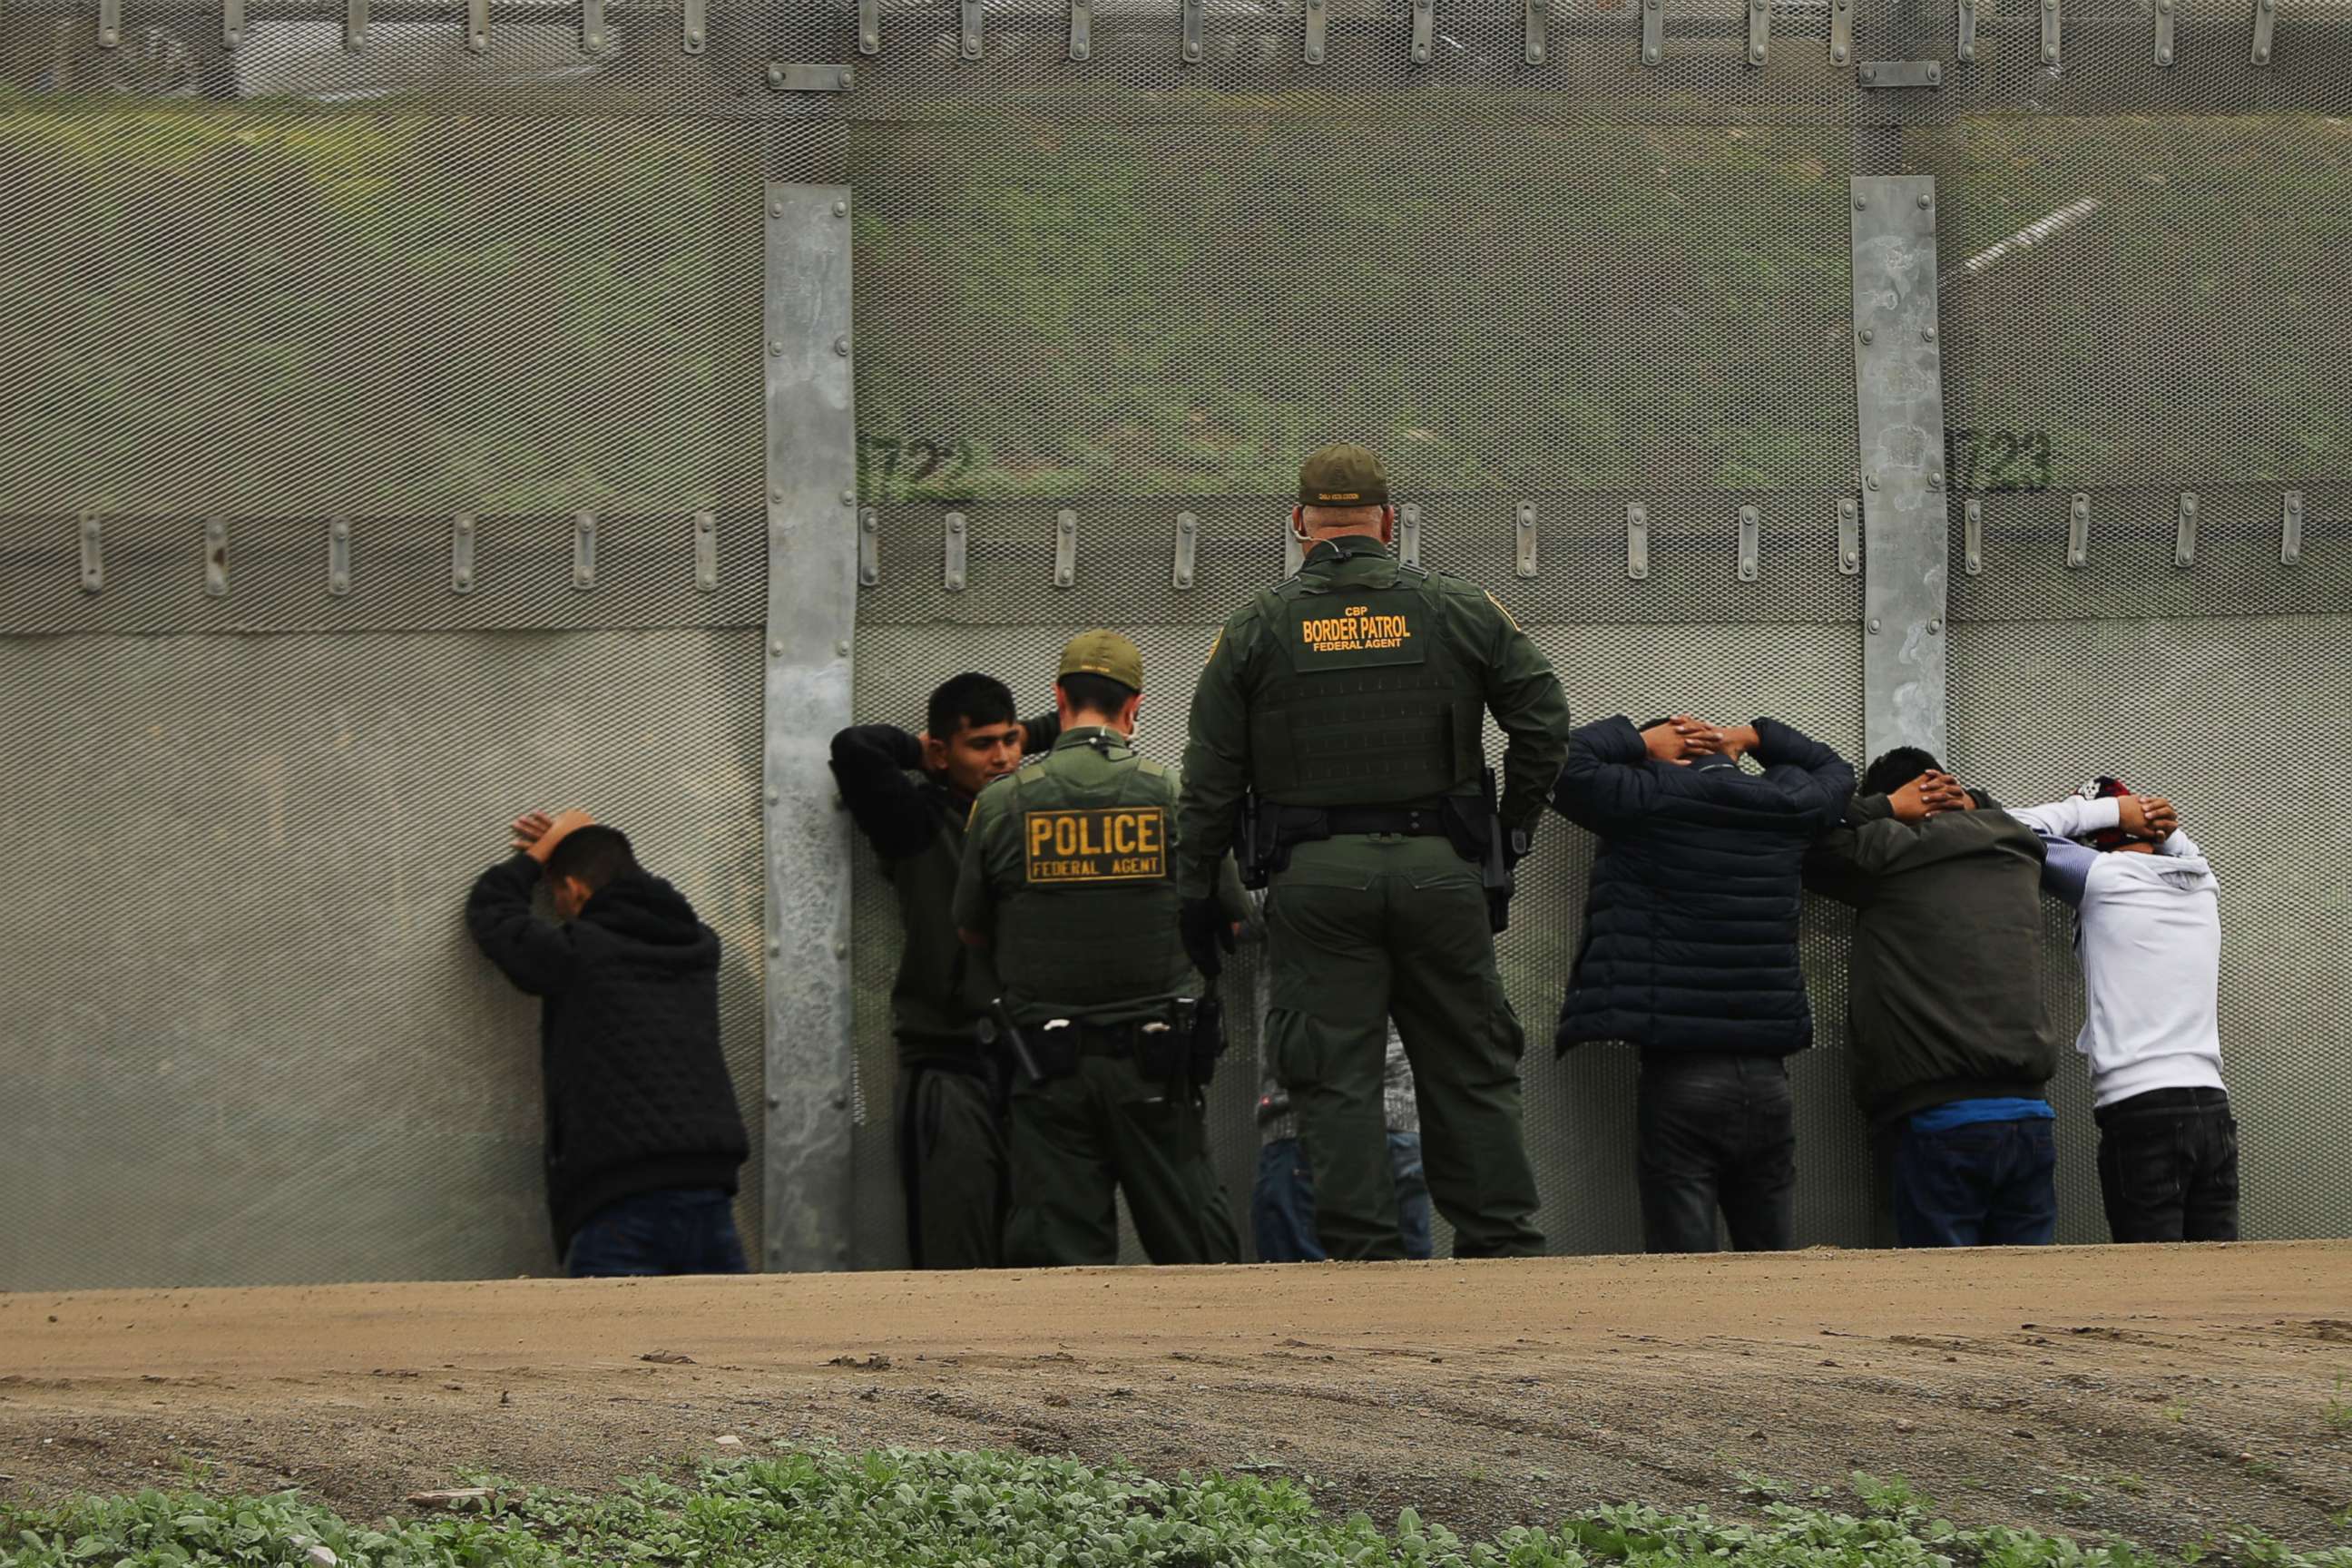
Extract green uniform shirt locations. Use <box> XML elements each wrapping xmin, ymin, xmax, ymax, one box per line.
<box><xmin>1175</xmin><ymin>534</ymin><xmax>1572</xmax><ymax>897</ymax></box>
<box><xmin>956</xmin><ymin>726</ymin><xmax>1245</xmax><ymax>1024</ymax></box>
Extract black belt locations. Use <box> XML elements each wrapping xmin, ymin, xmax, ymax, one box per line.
<box><xmin>2095</xmin><ymin>1085</ymin><xmax>2230</xmax><ymax>1124</ymax></box>
<box><xmin>1039</xmin><ymin>1017</ymin><xmax>1177</xmax><ymax>1056</ymax></box>
<box><xmin>1278</xmin><ymin>804</ymin><xmax>1452</xmax><ymax>838</ymax></box>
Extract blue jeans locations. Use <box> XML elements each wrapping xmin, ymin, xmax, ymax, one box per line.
<box><xmin>564</xmin><ymin>1188</ymin><xmax>750</xmax><ymax>1278</ymax></box>
<box><xmin>1893</xmin><ymin>1119</ymin><xmax>2057</xmax><ymax>1247</ymax></box>
<box><xmin>1253</xmin><ymin>1132</ymin><xmax>1433</xmax><ymax>1262</ymax></box>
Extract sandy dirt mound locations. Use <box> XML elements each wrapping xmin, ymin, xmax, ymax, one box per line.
<box><xmin>5</xmin><ymin>1243</ymin><xmax>2349</xmax><ymax>1553</ymax></box>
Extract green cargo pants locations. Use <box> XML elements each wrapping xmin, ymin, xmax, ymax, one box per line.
<box><xmin>1264</xmin><ymin>833</ymin><xmax>1545</xmax><ymax>1260</ymax></box>
<box><xmin>898</xmin><ymin>1062</ymin><xmax>1006</xmax><ymax>1270</ymax></box>
<box><xmin>1003</xmin><ymin>1034</ymin><xmax>1241</xmax><ymax>1268</ymax></box>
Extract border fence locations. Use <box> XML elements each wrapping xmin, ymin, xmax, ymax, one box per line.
<box><xmin>0</xmin><ymin>0</ymin><xmax>2346</xmax><ymax>1285</ymax></box>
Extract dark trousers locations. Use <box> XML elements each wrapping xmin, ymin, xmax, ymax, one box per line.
<box><xmin>898</xmin><ymin>1062</ymin><xmax>1008</xmax><ymax>1269</ymax></box>
<box><xmin>1253</xmin><ymin>1132</ymin><xmax>1434</xmax><ymax>1262</ymax></box>
<box><xmin>564</xmin><ymin>1187</ymin><xmax>748</xmax><ymax>1278</ymax></box>
<box><xmin>2096</xmin><ymin>1087</ymin><xmax>2239</xmax><ymax>1242</ymax></box>
<box><xmin>1635</xmin><ymin>1052</ymin><xmax>1798</xmax><ymax>1253</ymax></box>
<box><xmin>1893</xmin><ymin>1117</ymin><xmax>2057</xmax><ymax>1247</ymax></box>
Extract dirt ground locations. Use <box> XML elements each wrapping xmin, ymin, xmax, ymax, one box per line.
<box><xmin>4</xmin><ymin>1244</ymin><xmax>2350</xmax><ymax>1553</ymax></box>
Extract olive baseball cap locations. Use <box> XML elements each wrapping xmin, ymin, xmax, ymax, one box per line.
<box><xmin>1058</xmin><ymin>629</ymin><xmax>1143</xmax><ymax>692</ymax></box>
<box><xmin>1297</xmin><ymin>443</ymin><xmax>1391</xmax><ymax>508</ymax></box>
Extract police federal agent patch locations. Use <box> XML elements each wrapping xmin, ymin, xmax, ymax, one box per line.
<box><xmin>1285</xmin><ymin>598</ymin><xmax>1423</xmax><ymax>670</ymax></box>
<box><xmin>1024</xmin><ymin>805</ymin><xmax>1170</xmax><ymax>884</ymax></box>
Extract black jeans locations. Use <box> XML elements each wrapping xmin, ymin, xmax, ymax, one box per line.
<box><xmin>2096</xmin><ymin>1086</ymin><xmax>2239</xmax><ymax>1242</ymax></box>
<box><xmin>1635</xmin><ymin>1052</ymin><xmax>1797</xmax><ymax>1253</ymax></box>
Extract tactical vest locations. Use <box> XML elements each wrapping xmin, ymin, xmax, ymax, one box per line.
<box><xmin>992</xmin><ymin>739</ymin><xmax>1190</xmax><ymax>1019</ymax></box>
<box><xmin>1245</xmin><ymin>564</ymin><xmax>1484</xmax><ymax>807</ymax></box>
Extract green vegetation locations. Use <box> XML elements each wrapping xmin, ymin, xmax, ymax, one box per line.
<box><xmin>7</xmin><ymin>1452</ymin><xmax>2352</xmax><ymax>1568</ymax></box>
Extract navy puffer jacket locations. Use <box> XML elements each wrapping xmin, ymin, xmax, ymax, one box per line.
<box><xmin>1550</xmin><ymin>716</ymin><xmax>1854</xmax><ymax>1057</ymax></box>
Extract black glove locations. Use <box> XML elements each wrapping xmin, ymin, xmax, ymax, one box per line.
<box><xmin>1180</xmin><ymin>897</ymin><xmax>1236</xmax><ymax>980</ymax></box>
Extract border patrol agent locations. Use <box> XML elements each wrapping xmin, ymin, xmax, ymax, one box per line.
<box><xmin>954</xmin><ymin>632</ymin><xmax>1245</xmax><ymax>1267</ymax></box>
<box><xmin>1176</xmin><ymin>445</ymin><xmax>1571</xmax><ymax>1260</ymax></box>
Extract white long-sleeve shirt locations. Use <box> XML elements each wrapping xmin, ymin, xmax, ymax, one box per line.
<box><xmin>2006</xmin><ymin>797</ymin><xmax>2226</xmax><ymax>1108</ymax></box>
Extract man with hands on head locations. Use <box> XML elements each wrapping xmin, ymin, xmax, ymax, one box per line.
<box><xmin>1549</xmin><ymin>712</ymin><xmax>1855</xmax><ymax>1253</ymax></box>
<box><xmin>2004</xmin><ymin>777</ymin><xmax>2238</xmax><ymax>1243</ymax></box>
<box><xmin>1803</xmin><ymin>751</ymin><xmax>2062</xmax><ymax>1248</ymax></box>
<box><xmin>466</xmin><ymin>810</ymin><xmax>751</xmax><ymax>1277</ymax></box>
<box><xmin>829</xmin><ymin>675</ymin><xmax>1060</xmax><ymax>1269</ymax></box>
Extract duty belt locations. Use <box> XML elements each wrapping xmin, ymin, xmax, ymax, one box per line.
<box><xmin>1276</xmin><ymin>803</ymin><xmax>1452</xmax><ymax>838</ymax></box>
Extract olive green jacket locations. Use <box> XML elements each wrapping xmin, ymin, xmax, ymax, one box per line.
<box><xmin>1174</xmin><ymin>534</ymin><xmax>1572</xmax><ymax>897</ymax></box>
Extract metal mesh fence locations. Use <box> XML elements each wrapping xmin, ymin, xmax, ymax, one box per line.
<box><xmin>3</xmin><ymin>0</ymin><xmax>2349</xmax><ymax>1283</ymax></box>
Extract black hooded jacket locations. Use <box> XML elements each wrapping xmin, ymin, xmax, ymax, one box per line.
<box><xmin>466</xmin><ymin>855</ymin><xmax>750</xmax><ymax>1250</ymax></box>
<box><xmin>1549</xmin><ymin>716</ymin><xmax>1856</xmax><ymax>1058</ymax></box>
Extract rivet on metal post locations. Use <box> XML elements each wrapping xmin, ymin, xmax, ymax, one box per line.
<box><xmin>1524</xmin><ymin>0</ymin><xmax>1548</xmax><ymax>65</ymax></box>
<box><xmin>1181</xmin><ymin>0</ymin><xmax>1201</xmax><ymax>61</ymax></box>
<box><xmin>861</xmin><ymin>0</ymin><xmax>879</xmax><ymax>53</ymax></box>
<box><xmin>572</xmin><ymin>511</ymin><xmax>597</xmax><ymax>591</ymax></box>
<box><xmin>834</xmin><ymin>200</ymin><xmax>848</xmax><ymax>217</ymax></box>
<box><xmin>2249</xmin><ymin>0</ymin><xmax>2274</xmax><ymax>62</ymax></box>
<box><xmin>1398</xmin><ymin>502</ymin><xmax>1422</xmax><ymax>568</ymax></box>
<box><xmin>1838</xmin><ymin>496</ymin><xmax>1859</xmax><ymax>575</ymax></box>
<box><xmin>77</xmin><ymin>514</ymin><xmax>103</xmax><ymax>594</ymax></box>
<box><xmin>960</xmin><ymin>0</ymin><xmax>982</xmax><ymax>60</ymax></box>
<box><xmin>1858</xmin><ymin>327</ymin><xmax>1875</xmax><ymax>345</ymax></box>
<box><xmin>1642</xmin><ymin>0</ymin><xmax>1661</xmax><ymax>64</ymax></box>
<box><xmin>944</xmin><ymin>511</ymin><xmax>968</xmax><ymax>593</ymax></box>
<box><xmin>683</xmin><ymin>0</ymin><xmax>705</xmax><ymax>55</ymax></box>
<box><xmin>2042</xmin><ymin>0</ymin><xmax>2062</xmax><ymax>64</ymax></box>
<box><xmin>1868</xmin><ymin>617</ymin><xmax>1882</xmax><ymax>633</ymax></box>
<box><xmin>1305</xmin><ymin>0</ymin><xmax>1327</xmax><ymax>63</ymax></box>
<box><xmin>833</xmin><ymin>335</ymin><xmax>851</xmax><ymax>357</ymax></box>
<box><xmin>1955</xmin><ymin>0</ymin><xmax>1975</xmax><ymax>59</ymax></box>
<box><xmin>1412</xmin><ymin>0</ymin><xmax>1433</xmax><ymax>63</ymax></box>
<box><xmin>452</xmin><ymin>514</ymin><xmax>477</xmax><ymax>595</ymax></box>
<box><xmin>1829</xmin><ymin>0</ymin><xmax>1850</xmax><ymax>64</ymax></box>
<box><xmin>1068</xmin><ymin>0</ymin><xmax>1092</xmax><ymax>57</ymax></box>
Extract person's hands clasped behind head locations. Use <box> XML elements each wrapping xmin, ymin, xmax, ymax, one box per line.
<box><xmin>1885</xmin><ymin>769</ymin><xmax>1971</xmax><ymax>823</ymax></box>
<box><xmin>1640</xmin><ymin>716</ymin><xmax>1724</xmax><ymax>767</ymax></box>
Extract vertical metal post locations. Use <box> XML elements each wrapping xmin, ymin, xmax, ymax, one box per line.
<box><xmin>764</xmin><ymin>181</ymin><xmax>858</xmax><ymax>1274</ymax></box>
<box><xmin>1851</xmin><ymin>176</ymin><xmax>1949</xmax><ymax>763</ymax></box>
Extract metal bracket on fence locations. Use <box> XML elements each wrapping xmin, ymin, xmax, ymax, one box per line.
<box><xmin>682</xmin><ymin>0</ymin><xmax>705</xmax><ymax>53</ymax></box>
<box><xmin>467</xmin><ymin>0</ymin><xmax>487</xmax><ymax>52</ymax></box>
<box><xmin>2280</xmin><ymin>491</ymin><xmax>2304</xmax><ymax>565</ymax></box>
<box><xmin>1955</xmin><ymin>0</ymin><xmax>1976</xmax><ymax>59</ymax></box>
<box><xmin>1963</xmin><ymin>498</ymin><xmax>1983</xmax><ymax>575</ymax></box>
<box><xmin>572</xmin><ymin>511</ymin><xmax>597</xmax><ymax>590</ymax></box>
<box><xmin>1828</xmin><ymin>0</ymin><xmax>1851</xmax><ymax>62</ymax></box>
<box><xmin>1514</xmin><ymin>502</ymin><xmax>1538</xmax><ymax>578</ymax></box>
<box><xmin>2152</xmin><ymin>0</ymin><xmax>2175</xmax><ymax>63</ymax></box>
<box><xmin>222</xmin><ymin>0</ymin><xmax>245</xmax><ymax>48</ymax></box>
<box><xmin>1747</xmin><ymin>0</ymin><xmax>1768</xmax><ymax>65</ymax></box>
<box><xmin>1412</xmin><ymin>0</ymin><xmax>1433</xmax><ymax>62</ymax></box>
<box><xmin>2174</xmin><ymin>491</ymin><xmax>2199</xmax><ymax>567</ymax></box>
<box><xmin>452</xmin><ymin>514</ymin><xmax>477</xmax><ymax>594</ymax></box>
<box><xmin>1066</xmin><ymin>0</ymin><xmax>1089</xmax><ymax>57</ymax></box>
<box><xmin>959</xmin><ymin>0</ymin><xmax>982</xmax><ymax>60</ymax></box>
<box><xmin>1859</xmin><ymin>58</ymin><xmax>1942</xmax><ymax>84</ymax></box>
<box><xmin>2067</xmin><ymin>493</ymin><xmax>2090</xmax><ymax>568</ymax></box>
<box><xmin>1398</xmin><ymin>502</ymin><xmax>1422</xmax><ymax>567</ymax></box>
<box><xmin>1839</xmin><ymin>496</ymin><xmax>1861</xmax><ymax>574</ymax></box>
<box><xmin>582</xmin><ymin>0</ymin><xmax>609</xmax><ymax>55</ymax></box>
<box><xmin>943</xmin><ymin>511</ymin><xmax>968</xmax><ymax>592</ymax></box>
<box><xmin>694</xmin><ymin>511</ymin><xmax>718</xmax><ymax>591</ymax></box>
<box><xmin>1642</xmin><ymin>0</ymin><xmax>1663</xmax><ymax>62</ymax></box>
<box><xmin>1181</xmin><ymin>0</ymin><xmax>1202</xmax><ymax>62</ymax></box>
<box><xmin>2250</xmin><ymin>0</ymin><xmax>2274</xmax><ymax>62</ymax></box>
<box><xmin>1304</xmin><ymin>0</ymin><xmax>1327</xmax><ymax>62</ymax></box>
<box><xmin>1626</xmin><ymin>502</ymin><xmax>1650</xmax><ymax>580</ymax></box>
<box><xmin>2042</xmin><ymin>0</ymin><xmax>2062</xmax><ymax>64</ymax></box>
<box><xmin>1737</xmin><ymin>505</ymin><xmax>1760</xmax><ymax>581</ymax></box>
<box><xmin>204</xmin><ymin>518</ymin><xmax>229</xmax><ymax>597</ymax></box>
<box><xmin>769</xmin><ymin>62</ymin><xmax>855</xmax><ymax>89</ymax></box>
<box><xmin>328</xmin><ymin>518</ymin><xmax>352</xmax><ymax>596</ymax></box>
<box><xmin>1173</xmin><ymin>511</ymin><xmax>1199</xmax><ymax>588</ymax></box>
<box><xmin>97</xmin><ymin>0</ymin><xmax>119</xmax><ymax>46</ymax></box>
<box><xmin>858</xmin><ymin>508</ymin><xmax>879</xmax><ymax>586</ymax></box>
<box><xmin>345</xmin><ymin>0</ymin><xmax>368</xmax><ymax>50</ymax></box>
<box><xmin>1054</xmin><ymin>508</ymin><xmax>1077</xmax><ymax>587</ymax></box>
<box><xmin>1524</xmin><ymin>0</ymin><xmax>1548</xmax><ymax>64</ymax></box>
<box><xmin>77</xmin><ymin>514</ymin><xmax>102</xmax><ymax>593</ymax></box>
